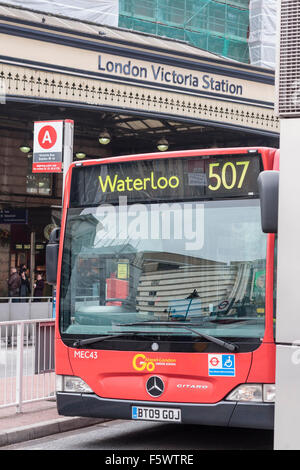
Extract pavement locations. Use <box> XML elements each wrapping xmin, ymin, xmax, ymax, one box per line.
<box><xmin>0</xmin><ymin>397</ymin><xmax>108</xmax><ymax>447</ymax></box>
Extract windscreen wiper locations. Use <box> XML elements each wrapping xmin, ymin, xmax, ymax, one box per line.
<box><xmin>73</xmin><ymin>332</ymin><xmax>138</xmax><ymax>347</ymax></box>
<box><xmin>118</xmin><ymin>321</ymin><xmax>239</xmax><ymax>352</ymax></box>
<box><xmin>208</xmin><ymin>316</ymin><xmax>256</xmax><ymax>324</ymax></box>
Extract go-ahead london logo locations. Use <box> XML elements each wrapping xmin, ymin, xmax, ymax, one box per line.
<box><xmin>132</xmin><ymin>353</ymin><xmax>176</xmax><ymax>372</ymax></box>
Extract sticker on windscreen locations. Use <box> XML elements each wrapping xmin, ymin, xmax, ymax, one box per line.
<box><xmin>208</xmin><ymin>354</ymin><xmax>235</xmax><ymax>377</ymax></box>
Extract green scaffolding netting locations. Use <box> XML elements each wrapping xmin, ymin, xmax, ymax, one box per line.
<box><xmin>119</xmin><ymin>0</ymin><xmax>250</xmax><ymax>63</ymax></box>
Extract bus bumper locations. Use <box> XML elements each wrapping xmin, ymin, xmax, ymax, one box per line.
<box><xmin>56</xmin><ymin>392</ymin><xmax>274</xmax><ymax>430</ymax></box>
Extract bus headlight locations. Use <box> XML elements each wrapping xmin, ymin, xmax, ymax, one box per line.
<box><xmin>56</xmin><ymin>375</ymin><xmax>93</xmax><ymax>393</ymax></box>
<box><xmin>225</xmin><ymin>384</ymin><xmax>275</xmax><ymax>403</ymax></box>
<box><xmin>263</xmin><ymin>384</ymin><xmax>276</xmax><ymax>402</ymax></box>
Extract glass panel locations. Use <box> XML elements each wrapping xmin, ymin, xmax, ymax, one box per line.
<box><xmin>132</xmin><ymin>0</ymin><xmax>156</xmax><ymax>21</ymax></box>
<box><xmin>226</xmin><ymin>8</ymin><xmax>249</xmax><ymax>39</ymax></box>
<box><xmin>60</xmin><ymin>199</ymin><xmax>267</xmax><ymax>340</ymax></box>
<box><xmin>26</xmin><ymin>157</ymin><xmax>52</xmax><ymax>196</ymax></box>
<box><xmin>157</xmin><ymin>24</ymin><xmax>185</xmax><ymax>41</ymax></box>
<box><xmin>208</xmin><ymin>35</ymin><xmax>225</xmax><ymax>56</ymax></box>
<box><xmin>184</xmin><ymin>30</ymin><xmax>208</xmax><ymax>50</ymax></box>
<box><xmin>273</xmin><ymin>236</ymin><xmax>277</xmax><ymax>331</ymax></box>
<box><xmin>119</xmin><ymin>0</ymin><xmax>133</xmax><ymax>16</ymax></box>
<box><xmin>132</xmin><ymin>18</ymin><xmax>158</xmax><ymax>35</ymax></box>
<box><xmin>158</xmin><ymin>0</ymin><xmax>185</xmax><ymax>26</ymax></box>
<box><xmin>226</xmin><ymin>39</ymin><xmax>249</xmax><ymax>62</ymax></box>
<box><xmin>208</xmin><ymin>2</ymin><xmax>226</xmax><ymax>35</ymax></box>
<box><xmin>118</xmin><ymin>15</ymin><xmax>133</xmax><ymax>29</ymax></box>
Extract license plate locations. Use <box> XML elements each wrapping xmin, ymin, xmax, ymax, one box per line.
<box><xmin>132</xmin><ymin>406</ymin><xmax>181</xmax><ymax>423</ymax></box>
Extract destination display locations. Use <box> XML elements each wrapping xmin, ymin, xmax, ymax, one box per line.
<box><xmin>69</xmin><ymin>153</ymin><xmax>262</xmax><ymax>207</ymax></box>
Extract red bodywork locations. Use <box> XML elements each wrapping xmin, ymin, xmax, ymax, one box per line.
<box><xmin>55</xmin><ymin>147</ymin><xmax>277</xmax><ymax>406</ymax></box>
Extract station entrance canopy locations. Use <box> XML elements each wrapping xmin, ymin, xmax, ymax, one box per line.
<box><xmin>0</xmin><ymin>3</ymin><xmax>278</xmax><ymax>138</ymax></box>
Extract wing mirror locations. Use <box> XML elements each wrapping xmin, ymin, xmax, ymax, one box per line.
<box><xmin>257</xmin><ymin>171</ymin><xmax>279</xmax><ymax>233</ymax></box>
<box><xmin>46</xmin><ymin>227</ymin><xmax>60</xmax><ymax>285</ymax></box>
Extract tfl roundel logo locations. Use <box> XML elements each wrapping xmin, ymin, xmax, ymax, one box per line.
<box><xmin>208</xmin><ymin>354</ymin><xmax>235</xmax><ymax>377</ymax></box>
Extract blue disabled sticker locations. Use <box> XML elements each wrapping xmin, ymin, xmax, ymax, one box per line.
<box><xmin>208</xmin><ymin>354</ymin><xmax>235</xmax><ymax>377</ymax></box>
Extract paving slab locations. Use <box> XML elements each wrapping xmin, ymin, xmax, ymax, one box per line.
<box><xmin>0</xmin><ymin>399</ymin><xmax>107</xmax><ymax>447</ymax></box>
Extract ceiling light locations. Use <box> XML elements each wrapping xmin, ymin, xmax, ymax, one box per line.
<box><xmin>75</xmin><ymin>152</ymin><xmax>86</xmax><ymax>159</ymax></box>
<box><xmin>157</xmin><ymin>138</ymin><xmax>168</xmax><ymax>151</ymax></box>
<box><xmin>19</xmin><ymin>144</ymin><xmax>31</xmax><ymax>153</ymax></box>
<box><xmin>99</xmin><ymin>131</ymin><xmax>111</xmax><ymax>145</ymax></box>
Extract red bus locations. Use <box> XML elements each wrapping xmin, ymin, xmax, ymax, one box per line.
<box><xmin>47</xmin><ymin>147</ymin><xmax>278</xmax><ymax>429</ymax></box>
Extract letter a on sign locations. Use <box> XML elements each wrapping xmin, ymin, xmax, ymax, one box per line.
<box><xmin>43</xmin><ymin>131</ymin><xmax>51</xmax><ymax>144</ymax></box>
<box><xmin>33</xmin><ymin>120</ymin><xmax>63</xmax><ymax>173</ymax></box>
<box><xmin>38</xmin><ymin>126</ymin><xmax>57</xmax><ymax>150</ymax></box>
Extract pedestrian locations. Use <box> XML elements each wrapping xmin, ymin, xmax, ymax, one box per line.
<box><xmin>33</xmin><ymin>273</ymin><xmax>44</xmax><ymax>301</ymax></box>
<box><xmin>19</xmin><ymin>264</ymin><xmax>27</xmax><ymax>275</ymax></box>
<box><xmin>19</xmin><ymin>271</ymin><xmax>30</xmax><ymax>302</ymax></box>
<box><xmin>7</xmin><ymin>267</ymin><xmax>21</xmax><ymax>302</ymax></box>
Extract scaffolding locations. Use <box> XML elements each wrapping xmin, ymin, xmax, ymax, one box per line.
<box><xmin>248</xmin><ymin>0</ymin><xmax>277</xmax><ymax>69</ymax></box>
<box><xmin>2</xmin><ymin>1</ymin><xmax>254</xmax><ymax>65</ymax></box>
<box><xmin>119</xmin><ymin>0</ymin><xmax>250</xmax><ymax>63</ymax></box>
<box><xmin>0</xmin><ymin>0</ymin><xmax>119</xmax><ymax>27</ymax></box>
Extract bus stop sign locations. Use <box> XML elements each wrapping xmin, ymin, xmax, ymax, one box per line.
<box><xmin>33</xmin><ymin>120</ymin><xmax>64</xmax><ymax>173</ymax></box>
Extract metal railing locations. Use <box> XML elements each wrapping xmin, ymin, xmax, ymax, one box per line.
<box><xmin>0</xmin><ymin>319</ymin><xmax>55</xmax><ymax>413</ymax></box>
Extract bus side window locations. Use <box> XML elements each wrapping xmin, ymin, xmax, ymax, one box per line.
<box><xmin>273</xmin><ymin>236</ymin><xmax>277</xmax><ymax>321</ymax></box>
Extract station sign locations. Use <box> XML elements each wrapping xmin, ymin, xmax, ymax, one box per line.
<box><xmin>0</xmin><ymin>208</ymin><xmax>28</xmax><ymax>224</ymax></box>
<box><xmin>33</xmin><ymin>120</ymin><xmax>64</xmax><ymax>173</ymax></box>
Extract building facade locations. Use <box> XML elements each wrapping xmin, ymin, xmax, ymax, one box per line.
<box><xmin>0</xmin><ymin>2</ymin><xmax>278</xmax><ymax>296</ymax></box>
<box><xmin>119</xmin><ymin>0</ymin><xmax>250</xmax><ymax>63</ymax></box>
<box><xmin>2</xmin><ymin>1</ymin><xmax>278</xmax><ymax>68</ymax></box>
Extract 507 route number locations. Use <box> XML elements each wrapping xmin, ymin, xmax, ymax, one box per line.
<box><xmin>208</xmin><ymin>160</ymin><xmax>250</xmax><ymax>191</ymax></box>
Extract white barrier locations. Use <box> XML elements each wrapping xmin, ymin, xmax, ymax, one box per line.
<box><xmin>0</xmin><ymin>297</ymin><xmax>53</xmax><ymax>322</ymax></box>
<box><xmin>0</xmin><ymin>319</ymin><xmax>55</xmax><ymax>413</ymax></box>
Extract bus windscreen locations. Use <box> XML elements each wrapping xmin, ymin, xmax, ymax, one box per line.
<box><xmin>69</xmin><ymin>153</ymin><xmax>261</xmax><ymax>207</ymax></box>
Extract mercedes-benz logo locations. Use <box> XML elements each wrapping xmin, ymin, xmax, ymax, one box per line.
<box><xmin>146</xmin><ymin>376</ymin><xmax>164</xmax><ymax>397</ymax></box>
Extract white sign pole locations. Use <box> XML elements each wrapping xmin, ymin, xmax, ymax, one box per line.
<box><xmin>51</xmin><ymin>119</ymin><xmax>74</xmax><ymax>319</ymax></box>
<box><xmin>62</xmin><ymin>119</ymin><xmax>74</xmax><ymax>200</ymax></box>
